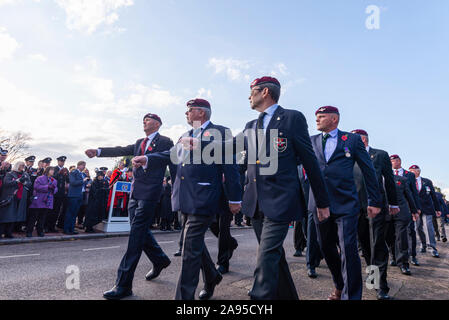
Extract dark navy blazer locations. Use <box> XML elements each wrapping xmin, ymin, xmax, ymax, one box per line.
<box><xmin>308</xmin><ymin>130</ymin><xmax>382</xmax><ymax>215</ymax></box>
<box><xmin>418</xmin><ymin>177</ymin><xmax>441</xmax><ymax>216</ymax></box>
<box><xmin>403</xmin><ymin>170</ymin><xmax>422</xmax><ymax>212</ymax></box>
<box><xmin>67</xmin><ymin>169</ymin><xmax>85</xmax><ymax>198</ymax></box>
<box><xmin>393</xmin><ymin>175</ymin><xmax>417</xmax><ymax>221</ymax></box>
<box><xmin>98</xmin><ymin>133</ymin><xmax>176</xmax><ymax>202</ymax></box>
<box><xmin>240</xmin><ymin>106</ymin><xmax>330</xmax><ymax>223</ymax></box>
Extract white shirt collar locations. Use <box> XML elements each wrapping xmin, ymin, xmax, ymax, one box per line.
<box><xmin>366</xmin><ymin>146</ymin><xmax>370</xmax><ymax>153</ymax></box>
<box><xmin>147</xmin><ymin>131</ymin><xmax>159</xmax><ymax>142</ymax></box>
<box><xmin>323</xmin><ymin>128</ymin><xmax>339</xmax><ymax>138</ymax></box>
<box><xmin>263</xmin><ymin>104</ymin><xmax>278</xmax><ymax>117</ymax></box>
<box><xmin>200</xmin><ymin>120</ymin><xmax>211</xmax><ymax>130</ymax></box>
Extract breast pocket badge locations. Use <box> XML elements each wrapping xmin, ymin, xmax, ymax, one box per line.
<box><xmin>274</xmin><ymin>137</ymin><xmax>287</xmax><ymax>152</ymax></box>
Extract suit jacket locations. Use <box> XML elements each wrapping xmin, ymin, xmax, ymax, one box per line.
<box><xmin>53</xmin><ymin>166</ymin><xmax>68</xmax><ymax>198</ymax></box>
<box><xmin>146</xmin><ymin>122</ymin><xmax>242</xmax><ymax>216</ymax></box>
<box><xmin>392</xmin><ymin>175</ymin><xmax>417</xmax><ymax>221</ymax></box>
<box><xmin>418</xmin><ymin>177</ymin><xmax>441</xmax><ymax>216</ymax></box>
<box><xmin>354</xmin><ymin>147</ymin><xmax>398</xmax><ymax>212</ymax></box>
<box><xmin>309</xmin><ymin>130</ymin><xmax>382</xmax><ymax>216</ymax></box>
<box><xmin>402</xmin><ymin>170</ymin><xmax>422</xmax><ymax>211</ymax></box>
<box><xmin>67</xmin><ymin>169</ymin><xmax>85</xmax><ymax>198</ymax></box>
<box><xmin>98</xmin><ymin>133</ymin><xmax>176</xmax><ymax>201</ymax></box>
<box><xmin>435</xmin><ymin>192</ymin><xmax>449</xmax><ymax>216</ymax></box>
<box><xmin>240</xmin><ymin>106</ymin><xmax>329</xmax><ymax>223</ymax></box>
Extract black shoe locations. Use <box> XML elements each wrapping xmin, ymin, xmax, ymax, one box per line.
<box><xmin>145</xmin><ymin>259</ymin><xmax>171</xmax><ymax>281</ymax></box>
<box><xmin>420</xmin><ymin>247</ymin><xmax>426</xmax><ymax>253</ymax></box>
<box><xmin>174</xmin><ymin>249</ymin><xmax>182</xmax><ymax>257</ymax></box>
<box><xmin>400</xmin><ymin>265</ymin><xmax>411</xmax><ymax>276</ymax></box>
<box><xmin>37</xmin><ymin>233</ymin><xmax>44</xmax><ymax>237</ymax></box>
<box><xmin>229</xmin><ymin>242</ymin><xmax>238</xmax><ymax>260</ymax></box>
<box><xmin>235</xmin><ymin>222</ymin><xmax>243</xmax><ymax>227</ymax></box>
<box><xmin>4</xmin><ymin>235</ymin><xmax>14</xmax><ymax>239</ymax></box>
<box><xmin>307</xmin><ymin>268</ymin><xmax>317</xmax><ymax>278</ymax></box>
<box><xmin>389</xmin><ymin>260</ymin><xmax>397</xmax><ymax>266</ymax></box>
<box><xmin>85</xmin><ymin>228</ymin><xmax>95</xmax><ymax>233</ymax></box>
<box><xmin>198</xmin><ymin>273</ymin><xmax>223</xmax><ymax>300</ymax></box>
<box><xmin>217</xmin><ymin>264</ymin><xmax>229</xmax><ymax>275</ymax></box>
<box><xmin>26</xmin><ymin>233</ymin><xmax>33</xmax><ymax>238</ymax></box>
<box><xmin>103</xmin><ymin>286</ymin><xmax>133</xmax><ymax>300</ymax></box>
<box><xmin>431</xmin><ymin>250</ymin><xmax>440</xmax><ymax>258</ymax></box>
<box><xmin>410</xmin><ymin>257</ymin><xmax>420</xmax><ymax>266</ymax></box>
<box><xmin>442</xmin><ymin>237</ymin><xmax>447</xmax><ymax>243</ymax></box>
<box><xmin>72</xmin><ymin>231</ymin><xmax>79</xmax><ymax>235</ymax></box>
<box><xmin>377</xmin><ymin>291</ymin><xmax>392</xmax><ymax>300</ymax></box>
<box><xmin>293</xmin><ymin>250</ymin><xmax>303</xmax><ymax>257</ymax></box>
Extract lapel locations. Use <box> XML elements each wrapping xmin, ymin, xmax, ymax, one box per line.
<box><xmin>314</xmin><ymin>134</ymin><xmax>326</xmax><ymax>164</ymax></box>
<box><xmin>144</xmin><ymin>133</ymin><xmax>160</xmax><ymax>155</ymax></box>
<box><xmin>327</xmin><ymin>129</ymin><xmax>343</xmax><ymax>163</ymax></box>
<box><xmin>201</xmin><ymin>122</ymin><xmax>214</xmax><ymax>140</ymax></box>
<box><xmin>261</xmin><ymin>106</ymin><xmax>283</xmax><ymax>156</ymax></box>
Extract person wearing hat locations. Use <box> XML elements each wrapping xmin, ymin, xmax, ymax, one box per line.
<box><xmin>134</xmin><ymin>98</ymin><xmax>242</xmax><ymax>300</ymax></box>
<box><xmin>310</xmin><ymin>106</ymin><xmax>381</xmax><ymax>300</ymax></box>
<box><xmin>390</xmin><ymin>155</ymin><xmax>422</xmax><ymax>265</ymax></box>
<box><xmin>408</xmin><ymin>165</ymin><xmax>442</xmax><ymax>258</ymax></box>
<box><xmin>231</xmin><ymin>77</ymin><xmax>331</xmax><ymax>300</ymax></box>
<box><xmin>49</xmin><ymin>156</ymin><xmax>69</xmax><ymax>232</ymax></box>
<box><xmin>85</xmin><ymin>113</ymin><xmax>177</xmax><ymax>300</ymax></box>
<box><xmin>351</xmin><ymin>129</ymin><xmax>399</xmax><ymax>300</ymax></box>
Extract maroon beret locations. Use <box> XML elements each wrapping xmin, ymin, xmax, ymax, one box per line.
<box><xmin>351</xmin><ymin>129</ymin><xmax>368</xmax><ymax>136</ymax></box>
<box><xmin>250</xmin><ymin>76</ymin><xmax>281</xmax><ymax>88</ymax></box>
<box><xmin>315</xmin><ymin>106</ymin><xmax>340</xmax><ymax>115</ymax></box>
<box><xmin>390</xmin><ymin>154</ymin><xmax>400</xmax><ymax>160</ymax></box>
<box><xmin>409</xmin><ymin>165</ymin><xmax>420</xmax><ymax>170</ymax></box>
<box><xmin>143</xmin><ymin>113</ymin><xmax>162</xmax><ymax>124</ymax></box>
<box><xmin>186</xmin><ymin>98</ymin><xmax>211</xmax><ymax>109</ymax></box>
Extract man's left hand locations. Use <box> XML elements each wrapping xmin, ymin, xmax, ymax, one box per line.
<box><xmin>229</xmin><ymin>203</ymin><xmax>241</xmax><ymax>215</ymax></box>
<box><xmin>367</xmin><ymin>206</ymin><xmax>381</xmax><ymax>218</ymax></box>
<box><xmin>132</xmin><ymin>156</ymin><xmax>147</xmax><ymax>168</ymax></box>
<box><xmin>436</xmin><ymin>211</ymin><xmax>442</xmax><ymax>217</ymax></box>
<box><xmin>389</xmin><ymin>207</ymin><xmax>400</xmax><ymax>216</ymax></box>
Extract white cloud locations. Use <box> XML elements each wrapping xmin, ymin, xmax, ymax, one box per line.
<box><xmin>27</xmin><ymin>53</ymin><xmax>47</xmax><ymax>62</ymax></box>
<box><xmin>208</xmin><ymin>58</ymin><xmax>251</xmax><ymax>82</ymax></box>
<box><xmin>197</xmin><ymin>88</ymin><xmax>212</xmax><ymax>99</ymax></box>
<box><xmin>270</xmin><ymin>63</ymin><xmax>289</xmax><ymax>77</ymax></box>
<box><xmin>0</xmin><ymin>28</ymin><xmax>19</xmax><ymax>61</ymax></box>
<box><xmin>159</xmin><ymin>124</ymin><xmax>190</xmax><ymax>142</ymax></box>
<box><xmin>55</xmin><ymin>0</ymin><xmax>134</xmax><ymax>34</ymax></box>
<box><xmin>0</xmin><ymin>0</ymin><xmax>16</xmax><ymax>6</ymax></box>
<box><xmin>442</xmin><ymin>188</ymin><xmax>449</xmax><ymax>199</ymax></box>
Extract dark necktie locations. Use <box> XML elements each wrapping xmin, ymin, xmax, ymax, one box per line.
<box><xmin>140</xmin><ymin>137</ymin><xmax>149</xmax><ymax>155</ymax></box>
<box><xmin>257</xmin><ymin>112</ymin><xmax>267</xmax><ymax>130</ymax></box>
<box><xmin>322</xmin><ymin>133</ymin><xmax>330</xmax><ymax>151</ymax></box>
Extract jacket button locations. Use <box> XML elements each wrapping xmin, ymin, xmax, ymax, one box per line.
<box><xmin>256</xmin><ymin>160</ymin><xmax>260</xmax><ymax>165</ymax></box>
<box><xmin>254</xmin><ymin>178</ymin><xmax>257</xmax><ymax>182</ymax></box>
<box><xmin>182</xmin><ymin>164</ymin><xmax>185</xmax><ymax>167</ymax></box>
<box><xmin>181</xmin><ymin>176</ymin><xmax>185</xmax><ymax>180</ymax></box>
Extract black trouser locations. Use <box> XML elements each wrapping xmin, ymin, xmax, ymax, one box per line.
<box><xmin>0</xmin><ymin>223</ymin><xmax>14</xmax><ymax>237</ymax></box>
<box><xmin>306</xmin><ymin>210</ymin><xmax>322</xmax><ymax>269</ymax></box>
<box><xmin>293</xmin><ymin>216</ymin><xmax>307</xmax><ymax>252</ymax></box>
<box><xmin>209</xmin><ymin>211</ymin><xmax>238</xmax><ymax>268</ymax></box>
<box><xmin>250</xmin><ymin>211</ymin><xmax>298</xmax><ymax>300</ymax></box>
<box><xmin>55</xmin><ymin>196</ymin><xmax>68</xmax><ymax>229</ymax></box>
<box><xmin>27</xmin><ymin>208</ymin><xmax>48</xmax><ymax>235</ymax></box>
<box><xmin>178</xmin><ymin>212</ymin><xmax>187</xmax><ymax>250</ymax></box>
<box><xmin>385</xmin><ymin>217</ymin><xmax>410</xmax><ymax>266</ymax></box>
<box><xmin>175</xmin><ymin>213</ymin><xmax>219</xmax><ymax>300</ymax></box>
<box><xmin>115</xmin><ymin>198</ymin><xmax>169</xmax><ymax>288</ymax></box>
<box><xmin>358</xmin><ymin>209</ymin><xmax>389</xmax><ymax>294</ymax></box>
<box><xmin>77</xmin><ymin>205</ymin><xmax>88</xmax><ymax>226</ymax></box>
<box><xmin>408</xmin><ymin>220</ymin><xmax>417</xmax><ymax>257</ymax></box>
<box><xmin>234</xmin><ymin>211</ymin><xmax>243</xmax><ymax>225</ymax></box>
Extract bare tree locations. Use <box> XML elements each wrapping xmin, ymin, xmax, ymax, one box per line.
<box><xmin>0</xmin><ymin>129</ymin><xmax>32</xmax><ymax>163</ymax></box>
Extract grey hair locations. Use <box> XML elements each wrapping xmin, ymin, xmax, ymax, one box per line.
<box><xmin>199</xmin><ymin>107</ymin><xmax>211</xmax><ymax>120</ymax></box>
<box><xmin>12</xmin><ymin>161</ymin><xmax>25</xmax><ymax>172</ymax></box>
<box><xmin>260</xmin><ymin>83</ymin><xmax>281</xmax><ymax>103</ymax></box>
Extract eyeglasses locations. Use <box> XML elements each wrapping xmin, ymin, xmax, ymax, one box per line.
<box><xmin>187</xmin><ymin>107</ymin><xmax>202</xmax><ymax>113</ymax></box>
<box><xmin>250</xmin><ymin>87</ymin><xmax>263</xmax><ymax>96</ymax></box>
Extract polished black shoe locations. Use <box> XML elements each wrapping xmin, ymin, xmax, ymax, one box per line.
<box><xmin>293</xmin><ymin>250</ymin><xmax>303</xmax><ymax>257</ymax></box>
<box><xmin>103</xmin><ymin>286</ymin><xmax>133</xmax><ymax>300</ymax></box>
<box><xmin>400</xmin><ymin>265</ymin><xmax>411</xmax><ymax>275</ymax></box>
<box><xmin>420</xmin><ymin>247</ymin><xmax>426</xmax><ymax>253</ymax></box>
<box><xmin>145</xmin><ymin>259</ymin><xmax>171</xmax><ymax>281</ymax></box>
<box><xmin>174</xmin><ymin>249</ymin><xmax>182</xmax><ymax>257</ymax></box>
<box><xmin>198</xmin><ymin>273</ymin><xmax>223</xmax><ymax>300</ymax></box>
<box><xmin>389</xmin><ymin>260</ymin><xmax>397</xmax><ymax>266</ymax></box>
<box><xmin>410</xmin><ymin>257</ymin><xmax>420</xmax><ymax>266</ymax></box>
<box><xmin>443</xmin><ymin>237</ymin><xmax>447</xmax><ymax>243</ymax></box>
<box><xmin>377</xmin><ymin>291</ymin><xmax>392</xmax><ymax>300</ymax></box>
<box><xmin>229</xmin><ymin>242</ymin><xmax>238</xmax><ymax>260</ymax></box>
<box><xmin>307</xmin><ymin>268</ymin><xmax>317</xmax><ymax>278</ymax></box>
<box><xmin>217</xmin><ymin>264</ymin><xmax>229</xmax><ymax>275</ymax></box>
<box><xmin>431</xmin><ymin>250</ymin><xmax>440</xmax><ymax>258</ymax></box>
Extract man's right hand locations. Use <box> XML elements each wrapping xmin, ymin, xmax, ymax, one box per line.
<box><xmin>85</xmin><ymin>149</ymin><xmax>97</xmax><ymax>158</ymax></box>
<box><xmin>317</xmin><ymin>207</ymin><xmax>330</xmax><ymax>222</ymax></box>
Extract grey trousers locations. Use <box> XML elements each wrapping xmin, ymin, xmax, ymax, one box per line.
<box><xmin>417</xmin><ymin>214</ymin><xmax>437</xmax><ymax>250</ymax></box>
<box><xmin>433</xmin><ymin>215</ymin><xmax>447</xmax><ymax>239</ymax></box>
<box><xmin>250</xmin><ymin>214</ymin><xmax>299</xmax><ymax>300</ymax></box>
<box><xmin>174</xmin><ymin>214</ymin><xmax>219</xmax><ymax>300</ymax></box>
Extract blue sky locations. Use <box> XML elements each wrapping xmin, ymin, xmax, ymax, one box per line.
<box><xmin>0</xmin><ymin>0</ymin><xmax>448</xmax><ymax>193</ymax></box>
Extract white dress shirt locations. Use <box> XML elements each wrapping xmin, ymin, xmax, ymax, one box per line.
<box><xmin>416</xmin><ymin>176</ymin><xmax>422</xmax><ymax>192</ymax></box>
<box><xmin>393</xmin><ymin>168</ymin><xmax>404</xmax><ymax>176</ymax></box>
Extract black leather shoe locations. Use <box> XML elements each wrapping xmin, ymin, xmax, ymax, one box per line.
<box><xmin>443</xmin><ymin>237</ymin><xmax>447</xmax><ymax>243</ymax></box>
<box><xmin>420</xmin><ymin>247</ymin><xmax>426</xmax><ymax>253</ymax></box>
<box><xmin>229</xmin><ymin>242</ymin><xmax>238</xmax><ymax>260</ymax></box>
<box><xmin>37</xmin><ymin>233</ymin><xmax>44</xmax><ymax>237</ymax></box>
<box><xmin>217</xmin><ymin>264</ymin><xmax>229</xmax><ymax>274</ymax></box>
<box><xmin>400</xmin><ymin>265</ymin><xmax>411</xmax><ymax>275</ymax></box>
<box><xmin>377</xmin><ymin>291</ymin><xmax>392</xmax><ymax>300</ymax></box>
<box><xmin>307</xmin><ymin>268</ymin><xmax>317</xmax><ymax>278</ymax></box>
<box><xmin>173</xmin><ymin>249</ymin><xmax>182</xmax><ymax>257</ymax></box>
<box><xmin>103</xmin><ymin>286</ymin><xmax>133</xmax><ymax>300</ymax></box>
<box><xmin>26</xmin><ymin>233</ymin><xmax>33</xmax><ymax>238</ymax></box>
<box><xmin>145</xmin><ymin>259</ymin><xmax>171</xmax><ymax>281</ymax></box>
<box><xmin>293</xmin><ymin>250</ymin><xmax>303</xmax><ymax>257</ymax></box>
<box><xmin>389</xmin><ymin>260</ymin><xmax>397</xmax><ymax>266</ymax></box>
<box><xmin>431</xmin><ymin>250</ymin><xmax>440</xmax><ymax>258</ymax></box>
<box><xmin>410</xmin><ymin>257</ymin><xmax>420</xmax><ymax>266</ymax></box>
<box><xmin>198</xmin><ymin>273</ymin><xmax>223</xmax><ymax>300</ymax></box>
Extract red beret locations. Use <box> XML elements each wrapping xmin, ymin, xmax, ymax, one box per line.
<box><xmin>409</xmin><ymin>165</ymin><xmax>420</xmax><ymax>170</ymax></box>
<box><xmin>351</xmin><ymin>129</ymin><xmax>368</xmax><ymax>136</ymax></box>
<box><xmin>315</xmin><ymin>106</ymin><xmax>340</xmax><ymax>115</ymax></box>
<box><xmin>143</xmin><ymin>113</ymin><xmax>162</xmax><ymax>124</ymax></box>
<box><xmin>390</xmin><ymin>154</ymin><xmax>400</xmax><ymax>160</ymax></box>
<box><xmin>250</xmin><ymin>76</ymin><xmax>281</xmax><ymax>88</ymax></box>
<box><xmin>187</xmin><ymin>98</ymin><xmax>211</xmax><ymax>109</ymax></box>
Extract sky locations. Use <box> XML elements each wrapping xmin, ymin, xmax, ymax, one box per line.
<box><xmin>0</xmin><ymin>0</ymin><xmax>448</xmax><ymax>194</ymax></box>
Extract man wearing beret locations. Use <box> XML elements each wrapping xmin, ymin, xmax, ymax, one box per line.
<box><xmin>351</xmin><ymin>129</ymin><xmax>399</xmax><ymax>300</ymax></box>
<box><xmin>390</xmin><ymin>155</ymin><xmax>422</xmax><ymax>266</ymax></box>
<box><xmin>85</xmin><ymin>113</ymin><xmax>177</xmax><ymax>300</ymax></box>
<box><xmin>408</xmin><ymin>165</ymin><xmax>442</xmax><ymax>258</ymax></box>
<box><xmin>310</xmin><ymin>107</ymin><xmax>381</xmax><ymax>300</ymax></box>
<box><xmin>234</xmin><ymin>77</ymin><xmax>330</xmax><ymax>300</ymax></box>
<box><xmin>133</xmin><ymin>98</ymin><xmax>242</xmax><ymax>300</ymax></box>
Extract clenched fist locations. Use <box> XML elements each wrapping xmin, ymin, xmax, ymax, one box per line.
<box><xmin>85</xmin><ymin>149</ymin><xmax>97</xmax><ymax>158</ymax></box>
<box><xmin>367</xmin><ymin>206</ymin><xmax>381</xmax><ymax>218</ymax></box>
<box><xmin>132</xmin><ymin>156</ymin><xmax>147</xmax><ymax>168</ymax></box>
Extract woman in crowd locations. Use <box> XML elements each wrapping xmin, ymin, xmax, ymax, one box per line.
<box><xmin>0</xmin><ymin>161</ymin><xmax>32</xmax><ymax>238</ymax></box>
<box><xmin>84</xmin><ymin>170</ymin><xmax>109</xmax><ymax>233</ymax></box>
<box><xmin>27</xmin><ymin>166</ymin><xmax>58</xmax><ymax>237</ymax></box>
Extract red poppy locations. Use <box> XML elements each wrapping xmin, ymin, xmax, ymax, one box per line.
<box><xmin>204</xmin><ymin>131</ymin><xmax>210</xmax><ymax>137</ymax></box>
<box><xmin>397</xmin><ymin>181</ymin><xmax>402</xmax><ymax>186</ymax></box>
<box><xmin>342</xmin><ymin>135</ymin><xmax>348</xmax><ymax>141</ymax></box>
<box><xmin>147</xmin><ymin>146</ymin><xmax>153</xmax><ymax>151</ymax></box>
